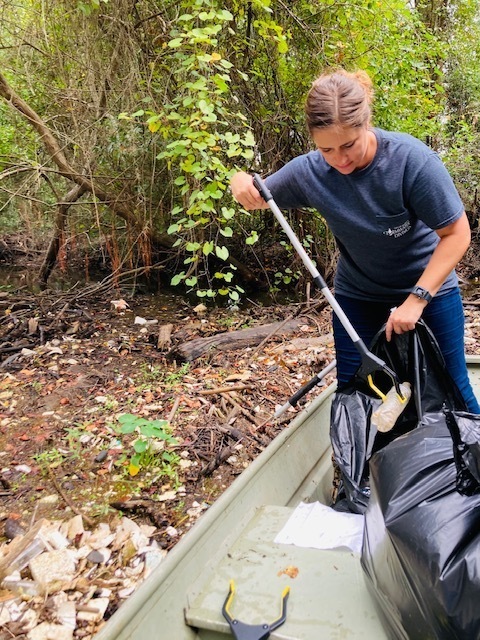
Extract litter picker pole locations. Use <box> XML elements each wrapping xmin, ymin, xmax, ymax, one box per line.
<box><xmin>252</xmin><ymin>173</ymin><xmax>406</xmax><ymax>404</ymax></box>
<box><xmin>274</xmin><ymin>359</ymin><xmax>337</xmax><ymax>418</ymax></box>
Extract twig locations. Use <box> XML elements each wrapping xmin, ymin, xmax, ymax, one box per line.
<box><xmin>48</xmin><ymin>466</ymin><xmax>95</xmax><ymax>526</ymax></box>
<box><xmin>167</xmin><ymin>396</ymin><xmax>181</xmax><ymax>422</ymax></box>
<box><xmin>200</xmin><ymin>445</ymin><xmax>235</xmax><ymax>477</ymax></box>
<box><xmin>247</xmin><ymin>314</ymin><xmax>295</xmax><ymax>360</ymax></box>
<box><xmin>222</xmin><ymin>395</ymin><xmax>266</xmax><ymax>446</ymax></box>
<box><xmin>223</xmin><ymin>394</ymin><xmax>259</xmax><ymax>425</ymax></box>
<box><xmin>55</xmin><ymin>301</ymin><xmax>70</xmax><ymax>321</ymax></box>
<box><xmin>198</xmin><ymin>384</ymin><xmax>253</xmax><ymax>395</ymax></box>
<box><xmin>0</xmin><ymin>623</ymin><xmax>15</xmax><ymax>638</ymax></box>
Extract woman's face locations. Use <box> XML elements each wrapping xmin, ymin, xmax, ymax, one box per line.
<box><xmin>311</xmin><ymin>125</ymin><xmax>376</xmax><ymax>175</ymax></box>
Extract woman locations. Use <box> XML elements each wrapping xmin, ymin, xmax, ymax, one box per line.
<box><xmin>230</xmin><ymin>68</ymin><xmax>480</xmax><ymax>412</ymax></box>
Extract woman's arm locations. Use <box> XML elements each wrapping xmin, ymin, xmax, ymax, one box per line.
<box><xmin>385</xmin><ymin>212</ymin><xmax>471</xmax><ymax>340</ymax></box>
<box><xmin>230</xmin><ymin>171</ymin><xmax>270</xmax><ymax>210</ymax></box>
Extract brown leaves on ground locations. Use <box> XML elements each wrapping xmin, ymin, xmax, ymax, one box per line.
<box><xmin>0</xmin><ymin>290</ymin><xmax>337</xmax><ymax>538</ymax></box>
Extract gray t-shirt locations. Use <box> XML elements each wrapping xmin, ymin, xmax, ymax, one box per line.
<box><xmin>265</xmin><ymin>128</ymin><xmax>464</xmax><ymax>302</ymax></box>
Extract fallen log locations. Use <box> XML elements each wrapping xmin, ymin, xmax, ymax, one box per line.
<box><xmin>168</xmin><ymin>317</ymin><xmax>308</xmax><ymax>362</ymax></box>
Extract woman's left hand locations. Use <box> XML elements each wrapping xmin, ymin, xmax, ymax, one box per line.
<box><xmin>385</xmin><ymin>296</ymin><xmax>428</xmax><ymax>341</ymax></box>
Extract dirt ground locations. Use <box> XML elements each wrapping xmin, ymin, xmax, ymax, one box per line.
<box><xmin>0</xmin><ymin>268</ymin><xmax>479</xmax><ymax>635</ymax></box>
<box><xmin>0</xmin><ymin>284</ymin><xmax>341</xmax><ymax>540</ymax></box>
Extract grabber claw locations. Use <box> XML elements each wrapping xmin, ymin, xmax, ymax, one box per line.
<box><xmin>222</xmin><ymin>580</ymin><xmax>290</xmax><ymax>640</ymax></box>
<box><xmin>355</xmin><ymin>341</ymin><xmax>407</xmax><ymax>402</ymax></box>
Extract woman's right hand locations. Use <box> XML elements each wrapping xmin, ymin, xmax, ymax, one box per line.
<box><xmin>230</xmin><ymin>171</ymin><xmax>270</xmax><ymax>210</ymax></box>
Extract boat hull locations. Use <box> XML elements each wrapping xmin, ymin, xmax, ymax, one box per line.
<box><xmin>95</xmin><ymin>356</ymin><xmax>480</xmax><ymax>640</ymax></box>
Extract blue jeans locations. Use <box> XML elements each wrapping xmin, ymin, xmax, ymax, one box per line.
<box><xmin>332</xmin><ymin>288</ymin><xmax>480</xmax><ymax>413</ymax></box>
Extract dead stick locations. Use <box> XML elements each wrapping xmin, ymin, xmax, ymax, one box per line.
<box><xmin>200</xmin><ymin>445</ymin><xmax>235</xmax><ymax>477</ymax></box>
<box><xmin>48</xmin><ymin>467</ymin><xmax>95</xmax><ymax>527</ymax></box>
<box><xmin>222</xmin><ymin>395</ymin><xmax>265</xmax><ymax>445</ymax></box>
<box><xmin>248</xmin><ymin>314</ymin><xmax>295</xmax><ymax>360</ymax></box>
<box><xmin>167</xmin><ymin>396</ymin><xmax>181</xmax><ymax>422</ymax></box>
<box><xmin>198</xmin><ymin>384</ymin><xmax>253</xmax><ymax>395</ymax></box>
<box><xmin>223</xmin><ymin>394</ymin><xmax>259</xmax><ymax>425</ymax></box>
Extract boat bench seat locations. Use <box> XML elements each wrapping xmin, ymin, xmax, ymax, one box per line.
<box><xmin>185</xmin><ymin>504</ymin><xmax>386</xmax><ymax>639</ymax></box>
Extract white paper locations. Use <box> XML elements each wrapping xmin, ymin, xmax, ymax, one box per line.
<box><xmin>274</xmin><ymin>502</ymin><xmax>364</xmax><ymax>554</ymax></box>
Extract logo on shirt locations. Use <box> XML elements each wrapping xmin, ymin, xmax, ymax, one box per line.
<box><xmin>383</xmin><ymin>219</ymin><xmax>412</xmax><ymax>238</ymax></box>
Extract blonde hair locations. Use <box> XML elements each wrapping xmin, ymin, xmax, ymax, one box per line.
<box><xmin>305</xmin><ymin>69</ymin><xmax>374</xmax><ymax>131</ymax></box>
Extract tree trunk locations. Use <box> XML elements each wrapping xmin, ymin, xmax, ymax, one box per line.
<box><xmin>38</xmin><ymin>183</ymin><xmax>89</xmax><ymax>288</ymax></box>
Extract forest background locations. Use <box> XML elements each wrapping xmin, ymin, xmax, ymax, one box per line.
<box><xmin>1</xmin><ymin>3</ymin><xmax>480</xmax><ymax>631</ymax></box>
<box><xmin>1</xmin><ymin>0</ymin><xmax>480</xmax><ymax>299</ymax></box>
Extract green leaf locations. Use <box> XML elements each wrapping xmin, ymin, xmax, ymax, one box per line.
<box><xmin>243</xmin><ymin>131</ymin><xmax>255</xmax><ymax>146</ymax></box>
<box><xmin>225</xmin><ymin>132</ymin><xmax>240</xmax><ymax>143</ymax></box>
<box><xmin>118</xmin><ymin>413</ymin><xmax>139</xmax><ymax>424</ymax></box>
<box><xmin>215</xmin><ymin>245</ymin><xmax>229</xmax><ymax>261</ymax></box>
<box><xmin>202</xmin><ymin>113</ymin><xmax>217</xmax><ymax>123</ymax></box>
<box><xmin>133</xmin><ymin>440</ymin><xmax>148</xmax><ymax>453</ymax></box>
<box><xmin>168</xmin><ymin>38</ymin><xmax>184</xmax><ymax>48</ymax></box>
<box><xmin>241</xmin><ymin>149</ymin><xmax>254</xmax><ymax>160</ymax></box>
<box><xmin>213</xmin><ymin>76</ymin><xmax>229</xmax><ymax>92</ymax></box>
<box><xmin>221</xmin><ymin>207</ymin><xmax>235</xmax><ymax>220</ymax></box>
<box><xmin>216</xmin><ymin>9</ymin><xmax>233</xmax><ymax>20</ymax></box>
<box><xmin>203</xmin><ymin>241</ymin><xmax>214</xmax><ymax>255</ymax></box>
<box><xmin>171</xmin><ymin>272</ymin><xmax>185</xmax><ymax>286</ymax></box>
<box><xmin>141</xmin><ymin>424</ymin><xmax>165</xmax><ymax>438</ymax></box>
<box><xmin>220</xmin><ymin>226</ymin><xmax>233</xmax><ymax>237</ymax></box>
<box><xmin>119</xmin><ymin>423</ymin><xmax>137</xmax><ymax>434</ymax></box>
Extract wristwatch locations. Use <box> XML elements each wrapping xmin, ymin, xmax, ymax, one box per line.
<box><xmin>411</xmin><ymin>285</ymin><xmax>432</xmax><ymax>303</ymax></box>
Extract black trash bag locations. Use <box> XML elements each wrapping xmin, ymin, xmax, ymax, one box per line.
<box><xmin>361</xmin><ymin>410</ymin><xmax>480</xmax><ymax>640</ymax></box>
<box><xmin>330</xmin><ymin>321</ymin><xmax>466</xmax><ymax>513</ymax></box>
<box><xmin>445</xmin><ymin>409</ymin><xmax>480</xmax><ymax>495</ymax></box>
